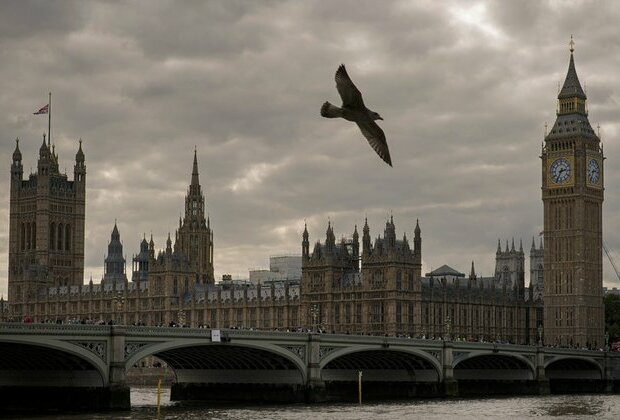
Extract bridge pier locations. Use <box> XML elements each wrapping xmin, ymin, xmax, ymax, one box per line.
<box><xmin>107</xmin><ymin>326</ymin><xmax>130</xmax><ymax>410</ymax></box>
<box><xmin>534</xmin><ymin>346</ymin><xmax>550</xmax><ymax>395</ymax></box>
<box><xmin>442</xmin><ymin>341</ymin><xmax>459</xmax><ymax>397</ymax></box>
<box><xmin>306</xmin><ymin>333</ymin><xmax>327</xmax><ymax>402</ymax></box>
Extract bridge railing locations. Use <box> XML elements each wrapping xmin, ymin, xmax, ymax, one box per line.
<box><xmin>0</xmin><ymin>322</ymin><xmax>112</xmax><ymax>336</ymax></box>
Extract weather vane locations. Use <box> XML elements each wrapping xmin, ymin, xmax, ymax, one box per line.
<box><xmin>569</xmin><ymin>34</ymin><xmax>574</xmax><ymax>53</ymax></box>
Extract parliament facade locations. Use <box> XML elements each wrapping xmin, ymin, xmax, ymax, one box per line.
<box><xmin>4</xmin><ymin>45</ymin><xmax>604</xmax><ymax>347</ymax></box>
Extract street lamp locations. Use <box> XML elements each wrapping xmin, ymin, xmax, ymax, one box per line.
<box><xmin>445</xmin><ymin>314</ymin><xmax>452</xmax><ymax>341</ymax></box>
<box><xmin>114</xmin><ymin>292</ymin><xmax>125</xmax><ymax>325</ymax></box>
<box><xmin>605</xmin><ymin>331</ymin><xmax>609</xmax><ymax>351</ymax></box>
<box><xmin>310</xmin><ymin>304</ymin><xmax>319</xmax><ymax>332</ymax></box>
<box><xmin>178</xmin><ymin>309</ymin><xmax>186</xmax><ymax>327</ymax></box>
<box><xmin>538</xmin><ymin>325</ymin><xmax>543</xmax><ymax>346</ymax></box>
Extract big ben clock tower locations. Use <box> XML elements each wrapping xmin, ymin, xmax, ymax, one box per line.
<box><xmin>542</xmin><ymin>39</ymin><xmax>604</xmax><ymax>348</ymax></box>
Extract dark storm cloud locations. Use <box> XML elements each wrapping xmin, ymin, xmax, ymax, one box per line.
<box><xmin>2</xmin><ymin>0</ymin><xmax>620</xmax><ymax>294</ymax></box>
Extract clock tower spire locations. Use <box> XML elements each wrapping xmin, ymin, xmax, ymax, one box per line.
<box><xmin>541</xmin><ymin>39</ymin><xmax>604</xmax><ymax>348</ymax></box>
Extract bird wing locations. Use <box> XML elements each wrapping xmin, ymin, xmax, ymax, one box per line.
<box><xmin>356</xmin><ymin>120</ymin><xmax>392</xmax><ymax>166</ymax></box>
<box><xmin>335</xmin><ymin>64</ymin><xmax>365</xmax><ymax>108</ymax></box>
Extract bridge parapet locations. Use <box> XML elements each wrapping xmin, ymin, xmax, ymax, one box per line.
<box><xmin>2</xmin><ymin>324</ymin><xmax>619</xmax><ymax>409</ymax></box>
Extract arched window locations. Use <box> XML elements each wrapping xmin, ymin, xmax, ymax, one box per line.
<box><xmin>26</xmin><ymin>223</ymin><xmax>31</xmax><ymax>249</ymax></box>
<box><xmin>57</xmin><ymin>223</ymin><xmax>63</xmax><ymax>250</ymax></box>
<box><xmin>173</xmin><ymin>277</ymin><xmax>178</xmax><ymax>295</ymax></box>
<box><xmin>396</xmin><ymin>270</ymin><xmax>402</xmax><ymax>290</ymax></box>
<box><xmin>21</xmin><ymin>223</ymin><xmax>25</xmax><ymax>250</ymax></box>
<box><xmin>65</xmin><ymin>225</ymin><xmax>71</xmax><ymax>251</ymax></box>
<box><xmin>50</xmin><ymin>222</ymin><xmax>56</xmax><ymax>250</ymax></box>
<box><xmin>32</xmin><ymin>222</ymin><xmax>36</xmax><ymax>250</ymax></box>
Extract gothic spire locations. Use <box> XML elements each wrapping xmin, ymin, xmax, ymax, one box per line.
<box><xmin>559</xmin><ymin>36</ymin><xmax>586</xmax><ymax>101</ymax></box>
<box><xmin>112</xmin><ymin>220</ymin><xmax>119</xmax><ymax>239</ymax></box>
<box><xmin>75</xmin><ymin>139</ymin><xmax>85</xmax><ymax>162</ymax></box>
<box><xmin>12</xmin><ymin>138</ymin><xmax>21</xmax><ymax>162</ymax></box>
<box><xmin>166</xmin><ymin>232</ymin><xmax>172</xmax><ymax>253</ymax></box>
<box><xmin>191</xmin><ymin>147</ymin><xmax>200</xmax><ymax>187</ymax></box>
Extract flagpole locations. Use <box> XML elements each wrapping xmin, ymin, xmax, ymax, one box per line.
<box><xmin>48</xmin><ymin>92</ymin><xmax>51</xmax><ymax>146</ymax></box>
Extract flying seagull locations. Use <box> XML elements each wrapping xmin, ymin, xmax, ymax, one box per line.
<box><xmin>321</xmin><ymin>64</ymin><xmax>392</xmax><ymax>166</ymax></box>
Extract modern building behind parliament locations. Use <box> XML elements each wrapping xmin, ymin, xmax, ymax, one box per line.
<box><xmin>4</xmin><ymin>45</ymin><xmax>604</xmax><ymax>347</ymax></box>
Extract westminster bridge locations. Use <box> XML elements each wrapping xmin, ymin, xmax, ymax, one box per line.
<box><xmin>1</xmin><ymin>323</ymin><xmax>619</xmax><ymax>412</ymax></box>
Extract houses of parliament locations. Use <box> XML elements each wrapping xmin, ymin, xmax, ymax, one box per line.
<box><xmin>3</xmin><ymin>45</ymin><xmax>605</xmax><ymax>348</ymax></box>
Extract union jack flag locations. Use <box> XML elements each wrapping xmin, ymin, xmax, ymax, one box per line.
<box><xmin>33</xmin><ymin>104</ymin><xmax>49</xmax><ymax>115</ymax></box>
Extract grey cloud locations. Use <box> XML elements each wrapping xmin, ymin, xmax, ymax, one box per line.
<box><xmin>2</xmin><ymin>1</ymin><xmax>620</xmax><ymax>296</ymax></box>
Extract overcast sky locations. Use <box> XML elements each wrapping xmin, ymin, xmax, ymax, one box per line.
<box><xmin>2</xmin><ymin>0</ymin><xmax>620</xmax><ymax>296</ymax></box>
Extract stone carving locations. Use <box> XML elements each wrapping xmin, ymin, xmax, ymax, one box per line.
<box><xmin>71</xmin><ymin>341</ymin><xmax>106</xmax><ymax>362</ymax></box>
<box><xmin>281</xmin><ymin>345</ymin><xmax>305</xmax><ymax>360</ymax></box>
<box><xmin>319</xmin><ymin>346</ymin><xmax>337</xmax><ymax>360</ymax></box>
<box><xmin>124</xmin><ymin>342</ymin><xmax>151</xmax><ymax>360</ymax></box>
<box><xmin>425</xmin><ymin>350</ymin><xmax>441</xmax><ymax>363</ymax></box>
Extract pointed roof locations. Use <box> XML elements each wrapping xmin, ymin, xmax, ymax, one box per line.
<box><xmin>546</xmin><ymin>40</ymin><xmax>598</xmax><ymax>141</ymax></box>
<box><xmin>39</xmin><ymin>135</ymin><xmax>49</xmax><ymax>155</ymax></box>
<box><xmin>111</xmin><ymin>220</ymin><xmax>120</xmax><ymax>239</ymax></box>
<box><xmin>76</xmin><ymin>139</ymin><xmax>84</xmax><ymax>162</ymax></box>
<box><xmin>558</xmin><ymin>49</ymin><xmax>586</xmax><ymax>100</ymax></box>
<box><xmin>12</xmin><ymin>138</ymin><xmax>21</xmax><ymax>162</ymax></box>
<box><xmin>426</xmin><ymin>264</ymin><xmax>465</xmax><ymax>278</ymax></box>
<box><xmin>191</xmin><ymin>148</ymin><xmax>200</xmax><ymax>186</ymax></box>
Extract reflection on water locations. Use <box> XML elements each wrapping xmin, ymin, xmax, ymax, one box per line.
<box><xmin>18</xmin><ymin>387</ymin><xmax>620</xmax><ymax>419</ymax></box>
<box><xmin>537</xmin><ymin>395</ymin><xmax>604</xmax><ymax>417</ymax></box>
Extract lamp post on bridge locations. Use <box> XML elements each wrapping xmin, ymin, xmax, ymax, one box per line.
<box><xmin>178</xmin><ymin>309</ymin><xmax>186</xmax><ymax>327</ymax></box>
<box><xmin>114</xmin><ymin>291</ymin><xmax>125</xmax><ymax>325</ymax></box>
<box><xmin>605</xmin><ymin>331</ymin><xmax>609</xmax><ymax>351</ymax></box>
<box><xmin>445</xmin><ymin>313</ymin><xmax>452</xmax><ymax>341</ymax></box>
<box><xmin>537</xmin><ymin>325</ymin><xmax>544</xmax><ymax>346</ymax></box>
<box><xmin>310</xmin><ymin>304</ymin><xmax>319</xmax><ymax>332</ymax></box>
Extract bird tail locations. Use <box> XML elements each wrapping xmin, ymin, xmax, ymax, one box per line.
<box><xmin>320</xmin><ymin>101</ymin><xmax>343</xmax><ymax>118</ymax></box>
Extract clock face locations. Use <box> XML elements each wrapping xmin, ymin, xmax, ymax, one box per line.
<box><xmin>587</xmin><ymin>159</ymin><xmax>600</xmax><ymax>184</ymax></box>
<box><xmin>550</xmin><ymin>158</ymin><xmax>571</xmax><ymax>184</ymax></box>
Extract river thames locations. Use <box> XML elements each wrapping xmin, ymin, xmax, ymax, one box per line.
<box><xmin>20</xmin><ymin>387</ymin><xmax>620</xmax><ymax>419</ymax></box>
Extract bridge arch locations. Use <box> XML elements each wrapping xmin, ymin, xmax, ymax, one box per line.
<box><xmin>544</xmin><ymin>356</ymin><xmax>603</xmax><ymax>380</ymax></box>
<box><xmin>126</xmin><ymin>339</ymin><xmax>307</xmax><ymax>384</ymax></box>
<box><xmin>0</xmin><ymin>338</ymin><xmax>108</xmax><ymax>387</ymax></box>
<box><xmin>320</xmin><ymin>345</ymin><xmax>442</xmax><ymax>383</ymax></box>
<box><xmin>453</xmin><ymin>352</ymin><xmax>535</xmax><ymax>381</ymax></box>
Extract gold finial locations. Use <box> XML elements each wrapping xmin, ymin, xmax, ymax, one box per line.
<box><xmin>597</xmin><ymin>123</ymin><xmax>601</xmax><ymax>138</ymax></box>
<box><xmin>544</xmin><ymin>122</ymin><xmax>548</xmax><ymax>137</ymax></box>
<box><xmin>569</xmin><ymin>34</ymin><xmax>575</xmax><ymax>53</ymax></box>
